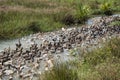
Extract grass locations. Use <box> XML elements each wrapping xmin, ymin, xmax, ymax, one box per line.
<box><xmin>42</xmin><ymin>38</ymin><xmax>120</xmax><ymax>80</ymax></box>
<box><xmin>0</xmin><ymin>11</ymin><xmax>64</xmax><ymax>39</ymax></box>
<box><xmin>99</xmin><ymin>2</ymin><xmax>113</xmax><ymax>15</ymax></box>
<box><xmin>41</xmin><ymin>62</ymin><xmax>78</xmax><ymax>80</ymax></box>
<box><xmin>0</xmin><ymin>0</ymin><xmax>120</xmax><ymax>39</ymax></box>
<box><xmin>109</xmin><ymin>21</ymin><xmax>120</xmax><ymax>26</ymax></box>
<box><xmin>74</xmin><ymin>4</ymin><xmax>91</xmax><ymax>24</ymax></box>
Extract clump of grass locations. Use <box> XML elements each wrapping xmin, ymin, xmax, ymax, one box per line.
<box><xmin>62</xmin><ymin>13</ymin><xmax>75</xmax><ymax>25</ymax></box>
<box><xmin>27</xmin><ymin>22</ymin><xmax>41</xmax><ymax>32</ymax></box>
<box><xmin>99</xmin><ymin>2</ymin><xmax>113</xmax><ymax>15</ymax></box>
<box><xmin>41</xmin><ymin>62</ymin><xmax>78</xmax><ymax>80</ymax></box>
<box><xmin>74</xmin><ymin>5</ymin><xmax>91</xmax><ymax>24</ymax></box>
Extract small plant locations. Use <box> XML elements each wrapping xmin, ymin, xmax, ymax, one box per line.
<box><xmin>62</xmin><ymin>13</ymin><xmax>75</xmax><ymax>25</ymax></box>
<box><xmin>99</xmin><ymin>2</ymin><xmax>113</xmax><ymax>15</ymax></box>
<box><xmin>42</xmin><ymin>62</ymin><xmax>78</xmax><ymax>80</ymax></box>
<box><xmin>74</xmin><ymin>5</ymin><xmax>91</xmax><ymax>24</ymax></box>
<box><xmin>27</xmin><ymin>22</ymin><xmax>41</xmax><ymax>32</ymax></box>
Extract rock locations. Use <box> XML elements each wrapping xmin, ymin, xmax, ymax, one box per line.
<box><xmin>42</xmin><ymin>54</ymin><xmax>48</xmax><ymax>58</ymax></box>
<box><xmin>4</xmin><ymin>69</ymin><xmax>14</xmax><ymax>75</ymax></box>
<box><xmin>4</xmin><ymin>60</ymin><xmax>12</xmax><ymax>65</ymax></box>
<box><xmin>37</xmin><ymin>71</ymin><xmax>42</xmax><ymax>75</ymax></box>
<box><xmin>0</xmin><ymin>63</ymin><xmax>2</xmax><ymax>69</ymax></box>
<box><xmin>62</xmin><ymin>27</ymin><xmax>66</xmax><ymax>31</ymax></box>
<box><xmin>47</xmin><ymin>59</ymin><xmax>54</xmax><ymax>68</ymax></box>
<box><xmin>23</xmin><ymin>73</ymin><xmax>31</xmax><ymax>79</ymax></box>
<box><xmin>33</xmin><ymin>62</ymin><xmax>39</xmax><ymax>69</ymax></box>
<box><xmin>9</xmin><ymin>75</ymin><xmax>13</xmax><ymax>80</ymax></box>
<box><xmin>45</xmin><ymin>67</ymin><xmax>49</xmax><ymax>71</ymax></box>
<box><xmin>0</xmin><ymin>71</ymin><xmax>2</xmax><ymax>76</ymax></box>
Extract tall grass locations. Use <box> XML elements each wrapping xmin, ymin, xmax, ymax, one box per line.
<box><xmin>0</xmin><ymin>11</ymin><xmax>63</xmax><ymax>39</ymax></box>
<box><xmin>42</xmin><ymin>38</ymin><xmax>120</xmax><ymax>80</ymax></box>
<box><xmin>41</xmin><ymin>62</ymin><xmax>78</xmax><ymax>80</ymax></box>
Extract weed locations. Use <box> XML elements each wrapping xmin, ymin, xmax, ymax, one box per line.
<box><xmin>74</xmin><ymin>5</ymin><xmax>91</xmax><ymax>23</ymax></box>
<box><xmin>99</xmin><ymin>2</ymin><xmax>113</xmax><ymax>15</ymax></box>
<box><xmin>27</xmin><ymin>22</ymin><xmax>41</xmax><ymax>32</ymax></box>
<box><xmin>62</xmin><ymin>13</ymin><xmax>75</xmax><ymax>25</ymax></box>
<box><xmin>42</xmin><ymin>62</ymin><xmax>78</xmax><ymax>80</ymax></box>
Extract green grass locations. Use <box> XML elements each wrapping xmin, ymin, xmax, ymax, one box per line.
<box><xmin>42</xmin><ymin>38</ymin><xmax>120</xmax><ymax>80</ymax></box>
<box><xmin>109</xmin><ymin>21</ymin><xmax>120</xmax><ymax>26</ymax></box>
<box><xmin>0</xmin><ymin>11</ymin><xmax>64</xmax><ymax>39</ymax></box>
<box><xmin>41</xmin><ymin>62</ymin><xmax>78</xmax><ymax>80</ymax></box>
<box><xmin>0</xmin><ymin>0</ymin><xmax>120</xmax><ymax>39</ymax></box>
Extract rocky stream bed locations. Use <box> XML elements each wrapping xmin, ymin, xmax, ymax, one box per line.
<box><xmin>0</xmin><ymin>14</ymin><xmax>120</xmax><ymax>80</ymax></box>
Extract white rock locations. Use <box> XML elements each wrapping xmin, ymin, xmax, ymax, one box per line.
<box><xmin>0</xmin><ymin>63</ymin><xmax>2</xmax><ymax>68</ymax></box>
<box><xmin>62</xmin><ymin>27</ymin><xmax>66</xmax><ymax>31</ymax></box>
<box><xmin>47</xmin><ymin>59</ymin><xmax>54</xmax><ymax>68</ymax></box>
<box><xmin>42</xmin><ymin>54</ymin><xmax>48</xmax><ymax>58</ymax></box>
<box><xmin>4</xmin><ymin>60</ymin><xmax>12</xmax><ymax>65</ymax></box>
<box><xmin>23</xmin><ymin>73</ymin><xmax>31</xmax><ymax>78</ymax></box>
<box><xmin>45</xmin><ymin>67</ymin><xmax>49</xmax><ymax>71</ymax></box>
<box><xmin>37</xmin><ymin>71</ymin><xmax>42</xmax><ymax>75</ymax></box>
<box><xmin>4</xmin><ymin>70</ymin><xmax>14</xmax><ymax>75</ymax></box>
<box><xmin>9</xmin><ymin>75</ymin><xmax>13</xmax><ymax>80</ymax></box>
<box><xmin>0</xmin><ymin>71</ymin><xmax>2</xmax><ymax>76</ymax></box>
<box><xmin>102</xmin><ymin>37</ymin><xmax>106</xmax><ymax>42</ymax></box>
<box><xmin>33</xmin><ymin>63</ymin><xmax>39</xmax><ymax>69</ymax></box>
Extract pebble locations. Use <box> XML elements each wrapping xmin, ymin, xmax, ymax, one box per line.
<box><xmin>4</xmin><ymin>70</ymin><xmax>14</xmax><ymax>75</ymax></box>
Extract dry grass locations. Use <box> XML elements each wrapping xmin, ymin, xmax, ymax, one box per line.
<box><xmin>0</xmin><ymin>5</ymin><xmax>71</xmax><ymax>14</ymax></box>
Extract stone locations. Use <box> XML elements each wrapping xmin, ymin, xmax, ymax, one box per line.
<box><xmin>4</xmin><ymin>70</ymin><xmax>14</xmax><ymax>75</ymax></box>
<box><xmin>4</xmin><ymin>60</ymin><xmax>12</xmax><ymax>65</ymax></box>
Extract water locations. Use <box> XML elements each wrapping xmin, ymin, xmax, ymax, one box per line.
<box><xmin>0</xmin><ymin>36</ymin><xmax>41</xmax><ymax>52</ymax></box>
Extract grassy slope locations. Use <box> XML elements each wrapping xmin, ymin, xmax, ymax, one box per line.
<box><xmin>0</xmin><ymin>0</ymin><xmax>120</xmax><ymax>39</ymax></box>
<box><xmin>42</xmin><ymin>38</ymin><xmax>120</xmax><ymax>80</ymax></box>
